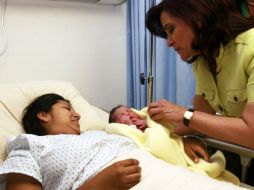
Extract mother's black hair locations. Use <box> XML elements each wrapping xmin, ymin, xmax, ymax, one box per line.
<box><xmin>22</xmin><ymin>93</ymin><xmax>68</xmax><ymax>136</ymax></box>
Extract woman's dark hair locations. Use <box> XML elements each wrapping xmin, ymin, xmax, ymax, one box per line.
<box><xmin>146</xmin><ymin>0</ymin><xmax>254</xmax><ymax>76</ymax></box>
<box><xmin>224</xmin><ymin>0</ymin><xmax>249</xmax><ymax>15</ymax></box>
<box><xmin>108</xmin><ymin>105</ymin><xmax>124</xmax><ymax>123</ymax></box>
<box><xmin>22</xmin><ymin>93</ymin><xmax>69</xmax><ymax>136</ymax></box>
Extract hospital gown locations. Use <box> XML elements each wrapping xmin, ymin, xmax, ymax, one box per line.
<box><xmin>0</xmin><ymin>131</ymin><xmax>138</xmax><ymax>190</ymax></box>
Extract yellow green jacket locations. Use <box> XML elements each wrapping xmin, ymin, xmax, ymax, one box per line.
<box><xmin>193</xmin><ymin>28</ymin><xmax>254</xmax><ymax>116</ymax></box>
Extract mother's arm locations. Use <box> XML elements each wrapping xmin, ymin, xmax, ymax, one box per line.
<box><xmin>6</xmin><ymin>158</ymin><xmax>141</xmax><ymax>190</ymax></box>
<box><xmin>6</xmin><ymin>173</ymin><xmax>42</xmax><ymax>190</ymax></box>
<box><xmin>78</xmin><ymin>158</ymin><xmax>141</xmax><ymax>190</ymax></box>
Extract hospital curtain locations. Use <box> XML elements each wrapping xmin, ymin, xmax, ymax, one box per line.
<box><xmin>126</xmin><ymin>0</ymin><xmax>196</xmax><ymax>109</ymax></box>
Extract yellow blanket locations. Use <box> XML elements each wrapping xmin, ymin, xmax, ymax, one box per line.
<box><xmin>106</xmin><ymin>107</ymin><xmax>239</xmax><ymax>185</ymax></box>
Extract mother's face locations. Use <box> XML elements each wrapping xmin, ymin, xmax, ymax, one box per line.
<box><xmin>38</xmin><ymin>100</ymin><xmax>81</xmax><ymax>135</ymax></box>
<box><xmin>160</xmin><ymin>11</ymin><xmax>199</xmax><ymax>61</ymax></box>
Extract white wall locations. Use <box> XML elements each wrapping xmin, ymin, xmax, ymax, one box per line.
<box><xmin>0</xmin><ymin>0</ymin><xmax>127</xmax><ymax>111</ymax></box>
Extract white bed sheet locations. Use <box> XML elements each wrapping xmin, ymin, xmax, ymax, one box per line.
<box><xmin>106</xmin><ymin>149</ymin><xmax>248</xmax><ymax>190</ymax></box>
<box><xmin>0</xmin><ymin>81</ymin><xmax>253</xmax><ymax>190</ymax></box>
<box><xmin>0</xmin><ymin>150</ymin><xmax>249</xmax><ymax>190</ymax></box>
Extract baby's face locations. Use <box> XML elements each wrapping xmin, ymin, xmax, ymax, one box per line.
<box><xmin>114</xmin><ymin>106</ymin><xmax>140</xmax><ymax>125</ymax></box>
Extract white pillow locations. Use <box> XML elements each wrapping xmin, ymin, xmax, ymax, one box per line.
<box><xmin>0</xmin><ymin>80</ymin><xmax>109</xmax><ymax>163</ymax></box>
<box><xmin>0</xmin><ymin>104</ymin><xmax>23</xmax><ymax>162</ymax></box>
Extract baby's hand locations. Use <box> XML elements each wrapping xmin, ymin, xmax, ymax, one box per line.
<box><xmin>131</xmin><ymin>118</ymin><xmax>147</xmax><ymax>131</ymax></box>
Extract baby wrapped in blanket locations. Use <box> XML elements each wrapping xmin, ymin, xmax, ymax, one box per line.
<box><xmin>107</xmin><ymin>105</ymin><xmax>239</xmax><ymax>185</ymax></box>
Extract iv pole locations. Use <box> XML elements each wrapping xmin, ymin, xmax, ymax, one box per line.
<box><xmin>140</xmin><ymin>0</ymin><xmax>155</xmax><ymax>104</ymax></box>
<box><xmin>147</xmin><ymin>29</ymin><xmax>154</xmax><ymax>104</ymax></box>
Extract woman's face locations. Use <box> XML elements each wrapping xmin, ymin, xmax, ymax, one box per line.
<box><xmin>41</xmin><ymin>100</ymin><xmax>81</xmax><ymax>135</ymax></box>
<box><xmin>160</xmin><ymin>11</ymin><xmax>199</xmax><ymax>61</ymax></box>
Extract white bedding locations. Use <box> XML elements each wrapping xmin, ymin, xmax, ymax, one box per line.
<box><xmin>108</xmin><ymin>150</ymin><xmax>248</xmax><ymax>190</ymax></box>
<box><xmin>0</xmin><ymin>81</ymin><xmax>109</xmax><ymax>190</ymax></box>
<box><xmin>0</xmin><ymin>132</ymin><xmax>137</xmax><ymax>190</ymax></box>
<box><xmin>0</xmin><ymin>81</ymin><xmax>252</xmax><ymax>190</ymax></box>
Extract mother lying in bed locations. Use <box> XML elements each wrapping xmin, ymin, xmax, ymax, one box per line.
<box><xmin>0</xmin><ymin>93</ymin><xmax>245</xmax><ymax>190</ymax></box>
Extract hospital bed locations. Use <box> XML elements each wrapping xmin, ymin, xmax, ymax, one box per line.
<box><xmin>0</xmin><ymin>80</ymin><xmax>253</xmax><ymax>190</ymax></box>
<box><xmin>203</xmin><ymin>137</ymin><xmax>254</xmax><ymax>188</ymax></box>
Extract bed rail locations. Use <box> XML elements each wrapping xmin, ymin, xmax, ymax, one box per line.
<box><xmin>203</xmin><ymin>137</ymin><xmax>254</xmax><ymax>183</ymax></box>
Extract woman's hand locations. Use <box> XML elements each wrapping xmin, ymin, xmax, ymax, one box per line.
<box><xmin>183</xmin><ymin>136</ymin><xmax>210</xmax><ymax>163</ymax></box>
<box><xmin>78</xmin><ymin>158</ymin><xmax>141</xmax><ymax>190</ymax></box>
<box><xmin>148</xmin><ymin>99</ymin><xmax>186</xmax><ymax>124</ymax></box>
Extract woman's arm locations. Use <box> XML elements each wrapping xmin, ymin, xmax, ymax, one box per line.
<box><xmin>173</xmin><ymin>95</ymin><xmax>216</xmax><ymax>135</ymax></box>
<box><xmin>188</xmin><ymin>102</ymin><xmax>254</xmax><ymax>149</ymax></box>
<box><xmin>6</xmin><ymin>159</ymin><xmax>141</xmax><ymax>190</ymax></box>
<box><xmin>182</xmin><ymin>136</ymin><xmax>209</xmax><ymax>163</ymax></box>
<box><xmin>78</xmin><ymin>158</ymin><xmax>141</xmax><ymax>190</ymax></box>
<box><xmin>6</xmin><ymin>173</ymin><xmax>42</xmax><ymax>190</ymax></box>
<box><xmin>192</xmin><ymin>95</ymin><xmax>216</xmax><ymax>114</ymax></box>
<box><xmin>148</xmin><ymin>97</ymin><xmax>254</xmax><ymax>149</ymax></box>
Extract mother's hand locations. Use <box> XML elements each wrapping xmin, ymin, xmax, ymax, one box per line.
<box><xmin>78</xmin><ymin>158</ymin><xmax>141</xmax><ymax>190</ymax></box>
<box><xmin>148</xmin><ymin>99</ymin><xmax>186</xmax><ymax>124</ymax></box>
